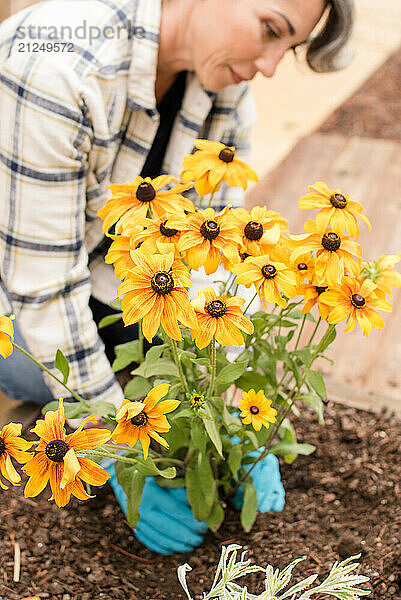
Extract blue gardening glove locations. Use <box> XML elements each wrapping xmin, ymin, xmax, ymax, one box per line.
<box><xmin>103</xmin><ymin>460</ymin><xmax>208</xmax><ymax>555</ymax></box>
<box><xmin>230</xmin><ymin>451</ymin><xmax>285</xmax><ymax>512</ymax></box>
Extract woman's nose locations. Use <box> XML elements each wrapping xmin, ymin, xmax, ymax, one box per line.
<box><xmin>254</xmin><ymin>49</ymin><xmax>285</xmax><ymax>78</ymax></box>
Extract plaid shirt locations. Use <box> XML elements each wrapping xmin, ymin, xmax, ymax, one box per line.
<box><xmin>0</xmin><ymin>0</ymin><xmax>257</xmax><ymax>407</ymax></box>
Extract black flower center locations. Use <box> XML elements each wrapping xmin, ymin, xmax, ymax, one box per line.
<box><xmin>240</xmin><ymin>252</ymin><xmax>251</xmax><ymax>262</ymax></box>
<box><xmin>250</xmin><ymin>406</ymin><xmax>260</xmax><ymax>415</ymax></box>
<box><xmin>322</xmin><ymin>232</ymin><xmax>341</xmax><ymax>251</ymax></box>
<box><xmin>200</xmin><ymin>220</ymin><xmax>220</xmax><ymax>240</ymax></box>
<box><xmin>206</xmin><ymin>300</ymin><xmax>227</xmax><ymax>317</ymax></box>
<box><xmin>131</xmin><ymin>412</ymin><xmax>148</xmax><ymax>428</ymax></box>
<box><xmin>351</xmin><ymin>293</ymin><xmax>366</xmax><ymax>308</ymax></box>
<box><xmin>0</xmin><ymin>437</ymin><xmax>5</xmax><ymax>456</ymax></box>
<box><xmin>298</xmin><ymin>262</ymin><xmax>308</xmax><ymax>271</ymax></box>
<box><xmin>45</xmin><ymin>439</ymin><xmax>69</xmax><ymax>463</ymax></box>
<box><xmin>218</xmin><ymin>147</ymin><xmax>235</xmax><ymax>163</ymax></box>
<box><xmin>315</xmin><ymin>286</ymin><xmax>328</xmax><ymax>295</ymax></box>
<box><xmin>151</xmin><ymin>271</ymin><xmax>174</xmax><ymax>295</ymax></box>
<box><xmin>136</xmin><ymin>182</ymin><xmax>156</xmax><ymax>203</ymax></box>
<box><xmin>244</xmin><ymin>221</ymin><xmax>263</xmax><ymax>241</ymax></box>
<box><xmin>159</xmin><ymin>220</ymin><xmax>178</xmax><ymax>238</ymax></box>
<box><xmin>330</xmin><ymin>193</ymin><xmax>347</xmax><ymax>209</ymax></box>
<box><xmin>261</xmin><ymin>264</ymin><xmax>277</xmax><ymax>279</ymax></box>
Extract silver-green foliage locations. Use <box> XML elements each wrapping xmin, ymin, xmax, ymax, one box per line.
<box><xmin>177</xmin><ymin>544</ymin><xmax>371</xmax><ymax>600</ymax></box>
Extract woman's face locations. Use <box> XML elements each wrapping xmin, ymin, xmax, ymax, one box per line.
<box><xmin>188</xmin><ymin>0</ymin><xmax>326</xmax><ymax>91</ymax></box>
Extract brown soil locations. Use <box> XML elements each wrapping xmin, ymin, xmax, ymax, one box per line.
<box><xmin>319</xmin><ymin>46</ymin><xmax>401</xmax><ymax>141</ymax></box>
<box><xmin>1</xmin><ymin>402</ymin><xmax>400</xmax><ymax>600</ymax></box>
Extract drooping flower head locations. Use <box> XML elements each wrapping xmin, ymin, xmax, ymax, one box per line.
<box><xmin>232</xmin><ymin>255</ymin><xmax>297</xmax><ymax>309</ymax></box>
<box><xmin>190</xmin><ymin>287</ymin><xmax>254</xmax><ymax>349</ymax></box>
<box><xmin>112</xmin><ymin>384</ymin><xmax>180</xmax><ymax>459</ymax></box>
<box><xmin>132</xmin><ymin>214</ymin><xmax>182</xmax><ymax>254</ymax></box>
<box><xmin>0</xmin><ymin>423</ymin><xmax>33</xmax><ymax>489</ymax></box>
<box><xmin>116</xmin><ymin>251</ymin><xmax>197</xmax><ymax>342</ymax></box>
<box><xmin>0</xmin><ymin>314</ymin><xmax>15</xmax><ymax>358</ymax></box>
<box><xmin>320</xmin><ymin>276</ymin><xmax>392</xmax><ymax>336</ymax></box>
<box><xmin>181</xmin><ymin>139</ymin><xmax>258</xmax><ymax>195</ymax></box>
<box><xmin>167</xmin><ymin>206</ymin><xmax>242</xmax><ymax>275</ymax></box>
<box><xmin>98</xmin><ymin>175</ymin><xmax>195</xmax><ymax>234</ymax></box>
<box><xmin>289</xmin><ymin>218</ymin><xmax>361</xmax><ymax>287</ymax></box>
<box><xmin>359</xmin><ymin>253</ymin><xmax>401</xmax><ymax>298</ymax></box>
<box><xmin>22</xmin><ymin>399</ymin><xmax>112</xmax><ymax>507</ymax></box>
<box><xmin>229</xmin><ymin>206</ymin><xmax>287</xmax><ymax>257</ymax></box>
<box><xmin>239</xmin><ymin>389</ymin><xmax>277</xmax><ymax>431</ymax></box>
<box><xmin>299</xmin><ymin>282</ymin><xmax>331</xmax><ymax>320</ymax></box>
<box><xmin>292</xmin><ymin>253</ymin><xmax>316</xmax><ymax>291</ymax></box>
<box><xmin>298</xmin><ymin>181</ymin><xmax>371</xmax><ymax>238</ymax></box>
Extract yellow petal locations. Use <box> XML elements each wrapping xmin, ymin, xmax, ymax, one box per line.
<box><xmin>61</xmin><ymin>448</ymin><xmax>81</xmax><ymax>489</ymax></box>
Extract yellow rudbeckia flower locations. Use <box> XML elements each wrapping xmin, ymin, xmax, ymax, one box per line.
<box><xmin>232</xmin><ymin>255</ymin><xmax>297</xmax><ymax>309</ymax></box>
<box><xmin>190</xmin><ymin>287</ymin><xmax>254</xmax><ymax>349</ymax></box>
<box><xmin>98</xmin><ymin>175</ymin><xmax>194</xmax><ymax>234</ymax></box>
<box><xmin>239</xmin><ymin>389</ymin><xmax>277</xmax><ymax>431</ymax></box>
<box><xmin>229</xmin><ymin>206</ymin><xmax>287</xmax><ymax>257</ymax></box>
<box><xmin>0</xmin><ymin>423</ymin><xmax>33</xmax><ymax>489</ymax></box>
<box><xmin>167</xmin><ymin>206</ymin><xmax>242</xmax><ymax>275</ymax></box>
<box><xmin>320</xmin><ymin>277</ymin><xmax>392</xmax><ymax>336</ymax></box>
<box><xmin>289</xmin><ymin>219</ymin><xmax>361</xmax><ymax>287</ymax></box>
<box><xmin>299</xmin><ymin>282</ymin><xmax>331</xmax><ymax>320</ymax></box>
<box><xmin>23</xmin><ymin>399</ymin><xmax>112</xmax><ymax>507</ymax></box>
<box><xmin>116</xmin><ymin>251</ymin><xmax>197</xmax><ymax>342</ymax></box>
<box><xmin>0</xmin><ymin>314</ymin><xmax>15</xmax><ymax>358</ymax></box>
<box><xmin>112</xmin><ymin>384</ymin><xmax>180</xmax><ymax>460</ymax></box>
<box><xmin>298</xmin><ymin>181</ymin><xmax>371</xmax><ymax>238</ymax></box>
<box><xmin>181</xmin><ymin>139</ymin><xmax>258</xmax><ymax>195</ymax></box>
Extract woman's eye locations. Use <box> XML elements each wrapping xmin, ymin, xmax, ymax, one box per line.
<box><xmin>263</xmin><ymin>20</ymin><xmax>280</xmax><ymax>40</ymax></box>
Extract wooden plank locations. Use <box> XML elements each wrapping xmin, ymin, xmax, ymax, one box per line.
<box><xmin>246</xmin><ymin>133</ymin><xmax>401</xmax><ymax>403</ymax></box>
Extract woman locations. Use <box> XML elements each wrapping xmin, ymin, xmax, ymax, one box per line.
<box><xmin>0</xmin><ymin>0</ymin><xmax>354</xmax><ymax>553</ymax></box>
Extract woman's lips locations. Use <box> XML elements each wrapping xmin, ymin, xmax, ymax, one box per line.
<box><xmin>229</xmin><ymin>67</ymin><xmax>244</xmax><ymax>84</ymax></box>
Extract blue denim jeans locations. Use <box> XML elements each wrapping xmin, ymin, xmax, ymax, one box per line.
<box><xmin>0</xmin><ymin>315</ymin><xmax>54</xmax><ymax>405</ymax></box>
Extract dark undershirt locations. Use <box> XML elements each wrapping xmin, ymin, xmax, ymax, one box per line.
<box><xmin>89</xmin><ymin>71</ymin><xmax>188</xmax><ymax>362</ymax></box>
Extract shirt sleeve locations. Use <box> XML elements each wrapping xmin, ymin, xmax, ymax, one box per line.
<box><xmin>0</xmin><ymin>52</ymin><xmax>124</xmax><ymax>409</ymax></box>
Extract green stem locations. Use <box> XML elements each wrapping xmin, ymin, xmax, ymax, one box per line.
<box><xmin>206</xmin><ymin>184</ymin><xmax>219</xmax><ymax>209</ymax></box>
<box><xmin>207</xmin><ymin>336</ymin><xmax>216</xmax><ymax>399</ymax></box>
<box><xmin>308</xmin><ymin>316</ymin><xmax>321</xmax><ymax>346</ymax></box>
<box><xmin>198</xmin><ymin>195</ymin><xmax>204</xmax><ymax>210</ymax></box>
<box><xmin>168</xmin><ymin>337</ymin><xmax>190</xmax><ymax>396</ymax></box>
<box><xmin>12</xmin><ymin>342</ymin><xmax>91</xmax><ymax>409</ymax></box>
<box><xmin>79</xmin><ymin>448</ymin><xmax>183</xmax><ymax>466</ymax></box>
<box><xmin>138</xmin><ymin>320</ymin><xmax>144</xmax><ymax>361</ymax></box>
<box><xmin>294</xmin><ymin>314</ymin><xmax>307</xmax><ymax>350</ymax></box>
<box><xmin>244</xmin><ymin>291</ymin><xmax>259</xmax><ymax>314</ymax></box>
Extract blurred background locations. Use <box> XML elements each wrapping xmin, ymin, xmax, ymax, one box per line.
<box><xmin>0</xmin><ymin>0</ymin><xmax>400</xmax><ymax>424</ymax></box>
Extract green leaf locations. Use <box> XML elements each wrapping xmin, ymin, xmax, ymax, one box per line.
<box><xmin>301</xmin><ymin>392</ymin><xmax>325</xmax><ymax>424</ymax></box>
<box><xmin>190</xmin><ymin>357</ymin><xmax>210</xmax><ymax>367</ymax></box>
<box><xmin>98</xmin><ymin>313</ymin><xmax>123</xmax><ymax>329</ymax></box>
<box><xmin>145</xmin><ymin>344</ymin><xmax>168</xmax><ymax>364</ymax></box>
<box><xmin>304</xmin><ymin>367</ymin><xmax>326</xmax><ymax>399</ymax></box>
<box><xmin>42</xmin><ymin>400</ymin><xmax>83</xmax><ymax>419</ymax></box>
<box><xmin>222</xmin><ymin>404</ymin><xmax>242</xmax><ymax>436</ymax></box>
<box><xmin>86</xmin><ymin>401</ymin><xmax>116</xmax><ymax>419</ymax></box>
<box><xmin>205</xmin><ymin>502</ymin><xmax>225</xmax><ymax>532</ymax></box>
<box><xmin>133</xmin><ymin>457</ymin><xmax>176</xmax><ymax>479</ymax></box>
<box><xmin>318</xmin><ymin>324</ymin><xmax>336</xmax><ymax>352</ymax></box>
<box><xmin>243</xmin><ymin>430</ymin><xmax>260</xmax><ymax>451</ymax></box>
<box><xmin>185</xmin><ymin>455</ymin><xmax>215</xmax><ymax>522</ymax></box>
<box><xmin>116</xmin><ymin>465</ymin><xmax>145</xmax><ymax>528</ymax></box>
<box><xmin>132</xmin><ymin>359</ymin><xmax>179</xmax><ymax>379</ymax></box>
<box><xmin>201</xmin><ymin>403</ymin><xmax>223</xmax><ymax>458</ymax></box>
<box><xmin>228</xmin><ymin>444</ymin><xmax>242</xmax><ymax>478</ymax></box>
<box><xmin>112</xmin><ymin>340</ymin><xmax>142</xmax><ymax>372</ymax></box>
<box><xmin>124</xmin><ymin>376</ymin><xmax>152</xmax><ymax>399</ymax></box>
<box><xmin>236</xmin><ymin>371</ymin><xmax>266</xmax><ymax>393</ymax></box>
<box><xmin>110</xmin><ymin>298</ymin><xmax>122</xmax><ymax>311</ymax></box>
<box><xmin>270</xmin><ymin>441</ymin><xmax>316</xmax><ymax>457</ymax></box>
<box><xmin>54</xmin><ymin>349</ymin><xmax>70</xmax><ymax>384</ymax></box>
<box><xmin>241</xmin><ymin>483</ymin><xmax>258</xmax><ymax>532</ymax></box>
<box><xmin>216</xmin><ymin>361</ymin><xmax>248</xmax><ymax>385</ymax></box>
<box><xmin>191</xmin><ymin>421</ymin><xmax>207</xmax><ymax>453</ymax></box>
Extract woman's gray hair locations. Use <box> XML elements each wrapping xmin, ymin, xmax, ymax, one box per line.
<box><xmin>305</xmin><ymin>0</ymin><xmax>355</xmax><ymax>72</ymax></box>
